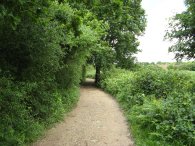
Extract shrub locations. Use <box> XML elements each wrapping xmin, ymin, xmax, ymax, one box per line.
<box><xmin>133</xmin><ymin>68</ymin><xmax>195</xmax><ymax>98</ymax></box>
<box><xmin>101</xmin><ymin>68</ymin><xmax>134</xmax><ymax>96</ymax></box>
<box><xmin>100</xmin><ymin>66</ymin><xmax>195</xmax><ymax>146</ymax></box>
<box><xmin>130</xmin><ymin>92</ymin><xmax>195</xmax><ymax>145</ymax></box>
<box><xmin>0</xmin><ymin>77</ymin><xmax>79</xmax><ymax>145</ymax></box>
<box><xmin>0</xmin><ymin>78</ymin><xmax>44</xmax><ymax>145</ymax></box>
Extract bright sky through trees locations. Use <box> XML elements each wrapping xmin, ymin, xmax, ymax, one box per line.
<box><xmin>136</xmin><ymin>0</ymin><xmax>186</xmax><ymax>63</ymax></box>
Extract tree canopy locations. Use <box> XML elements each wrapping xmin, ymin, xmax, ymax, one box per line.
<box><xmin>165</xmin><ymin>0</ymin><xmax>195</xmax><ymax>60</ymax></box>
<box><xmin>67</xmin><ymin>0</ymin><xmax>146</xmax><ymax>83</ymax></box>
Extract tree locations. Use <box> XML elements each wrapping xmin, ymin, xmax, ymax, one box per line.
<box><xmin>68</xmin><ymin>0</ymin><xmax>146</xmax><ymax>84</ymax></box>
<box><xmin>165</xmin><ymin>0</ymin><xmax>195</xmax><ymax>60</ymax></box>
<box><xmin>93</xmin><ymin>0</ymin><xmax>146</xmax><ymax>68</ymax></box>
<box><xmin>92</xmin><ymin>0</ymin><xmax>146</xmax><ymax>84</ymax></box>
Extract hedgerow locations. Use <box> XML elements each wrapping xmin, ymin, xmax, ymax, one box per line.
<box><xmin>168</xmin><ymin>62</ymin><xmax>195</xmax><ymax>71</ymax></box>
<box><xmin>0</xmin><ymin>1</ymin><xmax>106</xmax><ymax>145</ymax></box>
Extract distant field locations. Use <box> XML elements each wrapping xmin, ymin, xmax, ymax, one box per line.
<box><xmin>157</xmin><ymin>64</ymin><xmax>168</xmax><ymax>69</ymax></box>
<box><xmin>181</xmin><ymin>70</ymin><xmax>195</xmax><ymax>77</ymax></box>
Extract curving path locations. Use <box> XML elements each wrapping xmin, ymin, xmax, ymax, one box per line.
<box><xmin>32</xmin><ymin>79</ymin><xmax>134</xmax><ymax>146</ymax></box>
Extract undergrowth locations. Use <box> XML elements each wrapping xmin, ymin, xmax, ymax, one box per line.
<box><xmin>100</xmin><ymin>66</ymin><xmax>195</xmax><ymax>146</ymax></box>
<box><xmin>0</xmin><ymin>77</ymin><xmax>79</xmax><ymax>146</ymax></box>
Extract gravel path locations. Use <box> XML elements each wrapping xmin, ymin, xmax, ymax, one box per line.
<box><xmin>32</xmin><ymin>79</ymin><xmax>134</xmax><ymax>146</ymax></box>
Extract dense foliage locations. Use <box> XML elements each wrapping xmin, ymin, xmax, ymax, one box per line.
<box><xmin>67</xmin><ymin>0</ymin><xmax>146</xmax><ymax>83</ymax></box>
<box><xmin>91</xmin><ymin>0</ymin><xmax>146</xmax><ymax>68</ymax></box>
<box><xmin>0</xmin><ymin>0</ymin><xmax>108</xmax><ymax>145</ymax></box>
<box><xmin>101</xmin><ymin>66</ymin><xmax>195</xmax><ymax>146</ymax></box>
<box><xmin>165</xmin><ymin>0</ymin><xmax>195</xmax><ymax>60</ymax></box>
<box><xmin>85</xmin><ymin>65</ymin><xmax>96</xmax><ymax>79</ymax></box>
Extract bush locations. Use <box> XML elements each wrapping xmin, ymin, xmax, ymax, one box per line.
<box><xmin>100</xmin><ymin>66</ymin><xmax>195</xmax><ymax>146</ymax></box>
<box><xmin>0</xmin><ymin>78</ymin><xmax>43</xmax><ymax>145</ymax></box>
<box><xmin>0</xmin><ymin>77</ymin><xmax>79</xmax><ymax>146</ymax></box>
<box><xmin>101</xmin><ymin>68</ymin><xmax>134</xmax><ymax>96</ymax></box>
<box><xmin>131</xmin><ymin>92</ymin><xmax>195</xmax><ymax>145</ymax></box>
<box><xmin>134</xmin><ymin>67</ymin><xmax>194</xmax><ymax>98</ymax></box>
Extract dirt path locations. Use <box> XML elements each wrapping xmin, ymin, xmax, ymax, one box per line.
<box><xmin>32</xmin><ymin>79</ymin><xmax>134</xmax><ymax>146</ymax></box>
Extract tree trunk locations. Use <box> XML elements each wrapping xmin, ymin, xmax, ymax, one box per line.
<box><xmin>95</xmin><ymin>64</ymin><xmax>101</xmax><ymax>86</ymax></box>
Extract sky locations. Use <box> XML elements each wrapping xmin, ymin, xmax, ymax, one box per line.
<box><xmin>136</xmin><ymin>0</ymin><xmax>186</xmax><ymax>63</ymax></box>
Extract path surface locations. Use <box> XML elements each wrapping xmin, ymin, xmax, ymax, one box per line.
<box><xmin>32</xmin><ymin>79</ymin><xmax>134</xmax><ymax>146</ymax></box>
